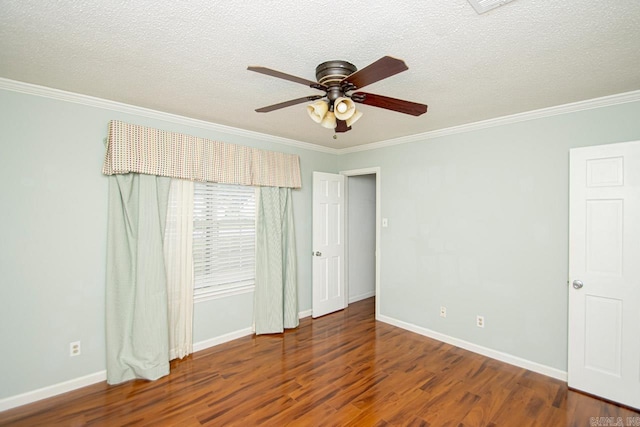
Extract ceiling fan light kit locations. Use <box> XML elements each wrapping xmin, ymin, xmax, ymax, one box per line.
<box><xmin>334</xmin><ymin>97</ymin><xmax>357</xmax><ymax>120</ymax></box>
<box><xmin>248</xmin><ymin>56</ymin><xmax>428</xmax><ymax>135</ymax></box>
<box><xmin>320</xmin><ymin>111</ymin><xmax>337</xmax><ymax>129</ymax></box>
<box><xmin>306</xmin><ymin>100</ymin><xmax>329</xmax><ymax>124</ymax></box>
<box><xmin>345</xmin><ymin>109</ymin><xmax>363</xmax><ymax>127</ymax></box>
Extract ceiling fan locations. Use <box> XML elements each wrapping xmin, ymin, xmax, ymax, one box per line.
<box><xmin>247</xmin><ymin>56</ymin><xmax>428</xmax><ymax>134</ymax></box>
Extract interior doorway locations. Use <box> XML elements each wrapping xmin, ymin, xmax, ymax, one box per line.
<box><xmin>342</xmin><ymin>167</ymin><xmax>380</xmax><ymax>319</ymax></box>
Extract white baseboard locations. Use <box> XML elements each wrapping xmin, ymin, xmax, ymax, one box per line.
<box><xmin>298</xmin><ymin>308</ymin><xmax>312</xmax><ymax>319</ymax></box>
<box><xmin>349</xmin><ymin>291</ymin><xmax>375</xmax><ymax>304</ymax></box>
<box><xmin>1</xmin><ymin>309</ymin><xmax>315</xmax><ymax>413</ymax></box>
<box><xmin>377</xmin><ymin>314</ymin><xmax>567</xmax><ymax>382</ymax></box>
<box><xmin>192</xmin><ymin>327</ymin><xmax>253</xmax><ymax>353</ymax></box>
<box><xmin>1</xmin><ymin>314</ymin><xmax>567</xmax><ymax>413</ymax></box>
<box><xmin>0</xmin><ymin>370</ymin><xmax>107</xmax><ymax>413</ymax></box>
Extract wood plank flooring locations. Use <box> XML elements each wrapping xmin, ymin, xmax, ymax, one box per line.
<box><xmin>1</xmin><ymin>297</ymin><xmax>639</xmax><ymax>426</ymax></box>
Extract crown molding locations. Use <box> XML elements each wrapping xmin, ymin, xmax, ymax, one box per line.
<box><xmin>0</xmin><ymin>77</ymin><xmax>340</xmax><ymax>155</ymax></box>
<box><xmin>339</xmin><ymin>89</ymin><xmax>640</xmax><ymax>154</ymax></box>
<box><xmin>2</xmin><ymin>77</ymin><xmax>639</xmax><ymax>156</ymax></box>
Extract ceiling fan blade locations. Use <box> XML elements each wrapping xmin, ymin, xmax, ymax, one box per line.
<box><xmin>341</xmin><ymin>56</ymin><xmax>408</xmax><ymax>90</ymax></box>
<box><xmin>255</xmin><ymin>95</ymin><xmax>323</xmax><ymax>113</ymax></box>
<box><xmin>335</xmin><ymin>120</ymin><xmax>351</xmax><ymax>133</ymax></box>
<box><xmin>248</xmin><ymin>66</ymin><xmax>327</xmax><ymax>91</ymax></box>
<box><xmin>352</xmin><ymin>92</ymin><xmax>428</xmax><ymax>116</ymax></box>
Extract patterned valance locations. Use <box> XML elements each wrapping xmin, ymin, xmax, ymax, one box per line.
<box><xmin>102</xmin><ymin>120</ymin><xmax>301</xmax><ymax>189</ymax></box>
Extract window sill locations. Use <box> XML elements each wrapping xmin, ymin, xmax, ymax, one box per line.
<box><xmin>194</xmin><ymin>283</ymin><xmax>255</xmax><ymax>303</ymax></box>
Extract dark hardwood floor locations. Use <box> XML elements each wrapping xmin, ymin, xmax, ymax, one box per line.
<box><xmin>1</xmin><ymin>297</ymin><xmax>639</xmax><ymax>426</ymax></box>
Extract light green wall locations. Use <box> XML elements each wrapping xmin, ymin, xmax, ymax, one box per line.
<box><xmin>0</xmin><ymin>89</ymin><xmax>337</xmax><ymax>399</ymax></box>
<box><xmin>2</xmin><ymin>85</ymin><xmax>640</xmax><ymax>402</ymax></box>
<box><xmin>340</xmin><ymin>101</ymin><xmax>640</xmax><ymax>371</ymax></box>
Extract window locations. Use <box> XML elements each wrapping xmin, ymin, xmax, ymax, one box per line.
<box><xmin>192</xmin><ymin>182</ymin><xmax>256</xmax><ymax>301</ymax></box>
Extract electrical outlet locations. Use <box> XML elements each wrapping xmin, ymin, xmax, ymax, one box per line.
<box><xmin>440</xmin><ymin>306</ymin><xmax>447</xmax><ymax>318</ymax></box>
<box><xmin>70</xmin><ymin>341</ymin><xmax>81</xmax><ymax>357</ymax></box>
<box><xmin>476</xmin><ymin>315</ymin><xmax>485</xmax><ymax>328</ymax></box>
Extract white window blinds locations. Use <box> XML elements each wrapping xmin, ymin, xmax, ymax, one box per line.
<box><xmin>192</xmin><ymin>182</ymin><xmax>256</xmax><ymax>299</ymax></box>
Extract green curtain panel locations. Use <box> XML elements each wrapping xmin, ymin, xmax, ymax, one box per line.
<box><xmin>105</xmin><ymin>173</ymin><xmax>171</xmax><ymax>384</ymax></box>
<box><xmin>254</xmin><ymin>187</ymin><xmax>299</xmax><ymax>334</ymax></box>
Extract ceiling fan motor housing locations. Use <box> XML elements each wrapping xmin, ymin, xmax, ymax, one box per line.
<box><xmin>316</xmin><ymin>61</ymin><xmax>356</xmax><ymax>85</ymax></box>
<box><xmin>315</xmin><ymin>60</ymin><xmax>357</xmax><ymax>104</ymax></box>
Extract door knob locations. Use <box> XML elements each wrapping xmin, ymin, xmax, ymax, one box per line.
<box><xmin>572</xmin><ymin>280</ymin><xmax>584</xmax><ymax>289</ymax></box>
<box><xmin>315</xmin><ymin>251</ymin><xmax>322</xmax><ymax>256</ymax></box>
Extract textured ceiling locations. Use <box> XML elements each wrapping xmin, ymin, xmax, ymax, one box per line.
<box><xmin>1</xmin><ymin>1</ymin><xmax>640</xmax><ymax>149</ymax></box>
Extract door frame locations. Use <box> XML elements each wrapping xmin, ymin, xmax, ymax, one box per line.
<box><xmin>341</xmin><ymin>167</ymin><xmax>381</xmax><ymax>320</ymax></box>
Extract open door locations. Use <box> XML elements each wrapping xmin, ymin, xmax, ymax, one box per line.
<box><xmin>568</xmin><ymin>141</ymin><xmax>640</xmax><ymax>409</ymax></box>
<box><xmin>312</xmin><ymin>172</ymin><xmax>345</xmax><ymax>318</ymax></box>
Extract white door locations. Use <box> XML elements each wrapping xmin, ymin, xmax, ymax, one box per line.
<box><xmin>568</xmin><ymin>141</ymin><xmax>640</xmax><ymax>409</ymax></box>
<box><xmin>312</xmin><ymin>172</ymin><xmax>345</xmax><ymax>318</ymax></box>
